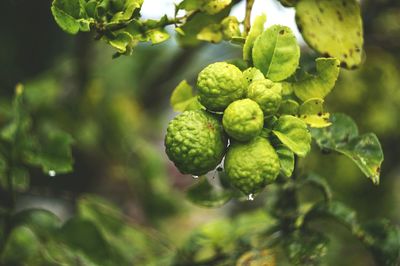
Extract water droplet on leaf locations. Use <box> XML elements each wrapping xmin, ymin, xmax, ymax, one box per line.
<box><xmin>48</xmin><ymin>170</ymin><xmax>56</xmax><ymax>177</ymax></box>
<box><xmin>248</xmin><ymin>194</ymin><xmax>254</xmax><ymax>201</ymax></box>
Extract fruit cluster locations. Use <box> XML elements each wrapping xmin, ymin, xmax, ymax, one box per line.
<box><xmin>165</xmin><ymin>62</ymin><xmax>284</xmax><ymax>195</ymax></box>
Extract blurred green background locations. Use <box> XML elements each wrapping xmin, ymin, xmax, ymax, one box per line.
<box><xmin>0</xmin><ymin>0</ymin><xmax>399</xmax><ymax>265</ymax></box>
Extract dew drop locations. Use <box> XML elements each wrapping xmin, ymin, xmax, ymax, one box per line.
<box><xmin>48</xmin><ymin>170</ymin><xmax>56</xmax><ymax>177</ymax></box>
<box><xmin>192</xmin><ymin>175</ymin><xmax>199</xmax><ymax>179</ymax></box>
<box><xmin>248</xmin><ymin>194</ymin><xmax>254</xmax><ymax>201</ymax></box>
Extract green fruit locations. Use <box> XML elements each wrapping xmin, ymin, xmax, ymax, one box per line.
<box><xmin>222</xmin><ymin>99</ymin><xmax>264</xmax><ymax>142</ymax></box>
<box><xmin>221</xmin><ymin>16</ymin><xmax>241</xmax><ymax>40</ymax></box>
<box><xmin>247</xmin><ymin>79</ymin><xmax>282</xmax><ymax>116</ymax></box>
<box><xmin>224</xmin><ymin>137</ymin><xmax>280</xmax><ymax>194</ymax></box>
<box><xmin>197</xmin><ymin>62</ymin><xmax>247</xmax><ymax>111</ymax></box>
<box><xmin>165</xmin><ymin>110</ymin><xmax>227</xmax><ymax>175</ymax></box>
<box><xmin>243</xmin><ymin>67</ymin><xmax>265</xmax><ymax>85</ymax></box>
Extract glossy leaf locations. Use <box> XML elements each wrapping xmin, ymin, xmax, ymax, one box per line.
<box><xmin>272</xmin><ymin>115</ymin><xmax>311</xmax><ymax>157</ymax></box>
<box><xmin>311</xmin><ymin>113</ymin><xmax>384</xmax><ymax>184</ymax></box>
<box><xmin>296</xmin><ymin>0</ymin><xmax>363</xmax><ymax>69</ymax></box>
<box><xmin>275</xmin><ymin>144</ymin><xmax>295</xmax><ymax>177</ymax></box>
<box><xmin>186</xmin><ymin>177</ymin><xmax>232</xmax><ymax>207</ymax></box>
<box><xmin>252</xmin><ymin>25</ymin><xmax>300</xmax><ymax>81</ymax></box>
<box><xmin>293</xmin><ymin>58</ymin><xmax>340</xmax><ymax>101</ymax></box>
<box><xmin>243</xmin><ymin>14</ymin><xmax>266</xmax><ymax>62</ymax></box>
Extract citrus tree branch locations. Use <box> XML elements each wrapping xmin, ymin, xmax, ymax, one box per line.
<box><xmin>244</xmin><ymin>0</ymin><xmax>255</xmax><ymax>35</ymax></box>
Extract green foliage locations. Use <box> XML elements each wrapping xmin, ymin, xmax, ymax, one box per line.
<box><xmin>0</xmin><ymin>1</ymin><xmax>393</xmax><ymax>266</ymax></box>
<box><xmin>0</xmin><ymin>85</ymin><xmax>73</xmax><ymax>194</ymax></box>
<box><xmin>311</xmin><ymin>113</ymin><xmax>384</xmax><ymax>184</ymax></box>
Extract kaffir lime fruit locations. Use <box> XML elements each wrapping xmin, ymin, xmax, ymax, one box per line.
<box><xmin>247</xmin><ymin>79</ymin><xmax>282</xmax><ymax>116</ymax></box>
<box><xmin>243</xmin><ymin>67</ymin><xmax>265</xmax><ymax>85</ymax></box>
<box><xmin>222</xmin><ymin>99</ymin><xmax>264</xmax><ymax>142</ymax></box>
<box><xmin>197</xmin><ymin>62</ymin><xmax>247</xmax><ymax>111</ymax></box>
<box><xmin>224</xmin><ymin>137</ymin><xmax>280</xmax><ymax>194</ymax></box>
<box><xmin>165</xmin><ymin>110</ymin><xmax>227</xmax><ymax>176</ymax></box>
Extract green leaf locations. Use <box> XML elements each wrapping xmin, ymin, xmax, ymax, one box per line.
<box><xmin>278</xmin><ymin>99</ymin><xmax>299</xmax><ymax>116</ymax></box>
<box><xmin>252</xmin><ymin>25</ymin><xmax>300</xmax><ymax>81</ymax></box>
<box><xmin>77</xmin><ymin>195</ymin><xmax>171</xmax><ymax>265</ymax></box>
<box><xmin>170</xmin><ymin>80</ymin><xmax>199</xmax><ymax>112</ymax></box>
<box><xmin>201</xmin><ymin>0</ymin><xmax>232</xmax><ymax>15</ymax></box>
<box><xmin>196</xmin><ymin>24</ymin><xmax>223</xmax><ymax>43</ymax></box>
<box><xmin>275</xmin><ymin>145</ymin><xmax>294</xmax><ymax>177</ymax></box>
<box><xmin>186</xmin><ymin>177</ymin><xmax>232</xmax><ymax>208</ymax></box>
<box><xmin>304</xmin><ymin>201</ymin><xmax>359</xmax><ymax>232</ymax></box>
<box><xmin>243</xmin><ymin>14</ymin><xmax>266</xmax><ymax>62</ymax></box>
<box><xmin>111</xmin><ymin>0</ymin><xmax>143</xmax><ymax>22</ymax></box>
<box><xmin>24</xmin><ymin>125</ymin><xmax>74</xmax><ymax>175</ymax></box>
<box><xmin>362</xmin><ymin>219</ymin><xmax>400</xmax><ymax>266</ymax></box>
<box><xmin>284</xmin><ymin>229</ymin><xmax>328</xmax><ymax>266</ymax></box>
<box><xmin>10</xmin><ymin>167</ymin><xmax>29</xmax><ymax>192</ymax></box>
<box><xmin>51</xmin><ymin>0</ymin><xmax>85</xmax><ymax>34</ymax></box>
<box><xmin>296</xmin><ymin>0</ymin><xmax>363</xmax><ymax>69</ymax></box>
<box><xmin>299</xmin><ymin>174</ymin><xmax>332</xmax><ymax>202</ymax></box>
<box><xmin>272</xmin><ymin>115</ymin><xmax>311</xmax><ymax>157</ymax></box>
<box><xmin>311</xmin><ymin>113</ymin><xmax>384</xmax><ymax>184</ymax></box>
<box><xmin>299</xmin><ymin>98</ymin><xmax>331</xmax><ymax>128</ymax></box>
<box><xmin>292</xmin><ymin>58</ymin><xmax>340</xmax><ymax>101</ymax></box>
<box><xmin>0</xmin><ymin>226</ymin><xmax>41</xmax><ymax>265</ymax></box>
<box><xmin>178</xmin><ymin>9</ymin><xmax>230</xmax><ymax>47</ymax></box>
<box><xmin>58</xmin><ymin>218</ymin><xmax>114</xmax><ymax>265</ymax></box>
<box><xmin>108</xmin><ymin>31</ymin><xmax>135</xmax><ymax>54</ymax></box>
<box><xmin>147</xmin><ymin>28</ymin><xmax>170</xmax><ymax>44</ymax></box>
<box><xmin>12</xmin><ymin>209</ymin><xmax>62</xmax><ymax>238</ymax></box>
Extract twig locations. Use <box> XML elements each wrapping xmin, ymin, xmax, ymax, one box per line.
<box><xmin>244</xmin><ymin>0</ymin><xmax>255</xmax><ymax>35</ymax></box>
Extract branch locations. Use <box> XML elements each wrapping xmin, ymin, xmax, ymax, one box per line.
<box><xmin>244</xmin><ymin>0</ymin><xmax>255</xmax><ymax>35</ymax></box>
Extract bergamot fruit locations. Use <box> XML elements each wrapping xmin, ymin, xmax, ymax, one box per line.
<box><xmin>222</xmin><ymin>99</ymin><xmax>264</xmax><ymax>142</ymax></box>
<box><xmin>243</xmin><ymin>67</ymin><xmax>265</xmax><ymax>85</ymax></box>
<box><xmin>247</xmin><ymin>79</ymin><xmax>282</xmax><ymax>116</ymax></box>
<box><xmin>165</xmin><ymin>110</ymin><xmax>227</xmax><ymax>176</ymax></box>
<box><xmin>197</xmin><ymin>62</ymin><xmax>247</xmax><ymax>111</ymax></box>
<box><xmin>224</xmin><ymin>136</ymin><xmax>280</xmax><ymax>195</ymax></box>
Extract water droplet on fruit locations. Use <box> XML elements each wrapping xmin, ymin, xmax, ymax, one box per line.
<box><xmin>248</xmin><ymin>194</ymin><xmax>254</xmax><ymax>201</ymax></box>
<box><xmin>192</xmin><ymin>175</ymin><xmax>199</xmax><ymax>179</ymax></box>
<box><xmin>48</xmin><ymin>170</ymin><xmax>56</xmax><ymax>177</ymax></box>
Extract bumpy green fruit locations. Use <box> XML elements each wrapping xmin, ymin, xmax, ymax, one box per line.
<box><xmin>247</xmin><ymin>79</ymin><xmax>282</xmax><ymax>116</ymax></box>
<box><xmin>243</xmin><ymin>67</ymin><xmax>265</xmax><ymax>85</ymax></box>
<box><xmin>165</xmin><ymin>110</ymin><xmax>227</xmax><ymax>175</ymax></box>
<box><xmin>222</xmin><ymin>99</ymin><xmax>264</xmax><ymax>142</ymax></box>
<box><xmin>221</xmin><ymin>16</ymin><xmax>241</xmax><ymax>40</ymax></box>
<box><xmin>197</xmin><ymin>62</ymin><xmax>247</xmax><ymax>111</ymax></box>
<box><xmin>224</xmin><ymin>137</ymin><xmax>280</xmax><ymax>194</ymax></box>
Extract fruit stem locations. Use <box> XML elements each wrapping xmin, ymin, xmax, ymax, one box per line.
<box><xmin>244</xmin><ymin>0</ymin><xmax>255</xmax><ymax>35</ymax></box>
